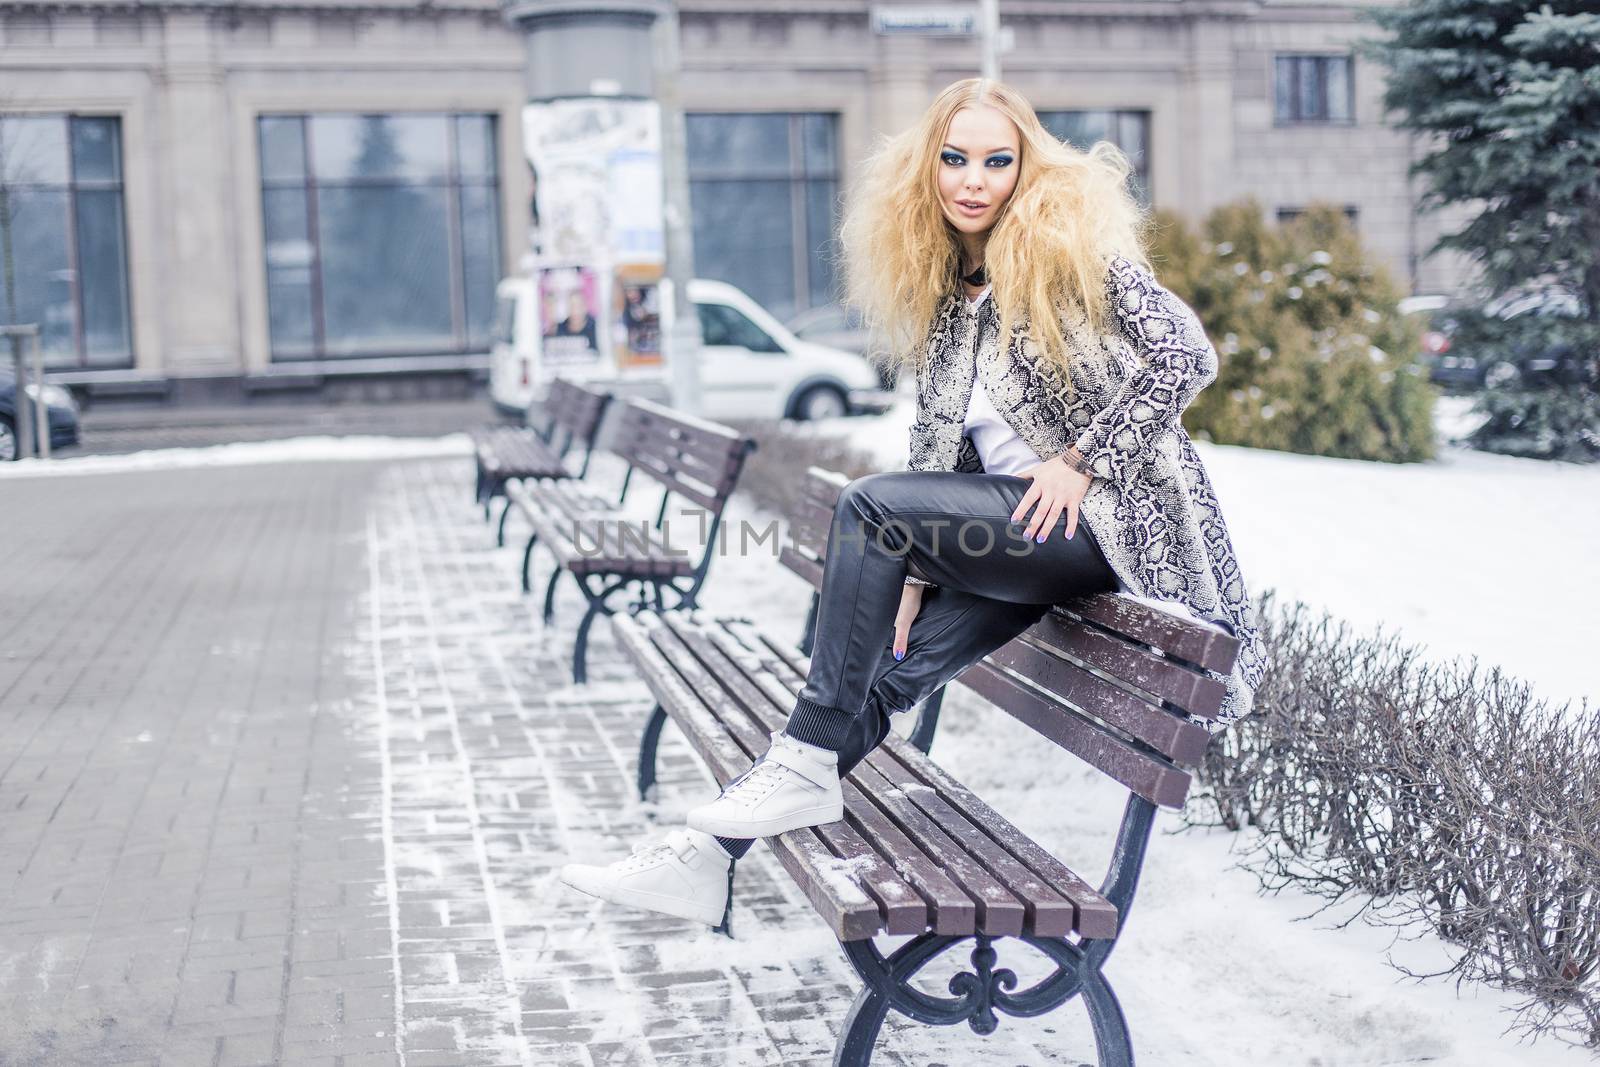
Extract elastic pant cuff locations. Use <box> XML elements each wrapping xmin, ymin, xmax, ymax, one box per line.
<box><xmin>785</xmin><ymin>695</ymin><xmax>854</xmax><ymax>751</ymax></box>
<box><xmin>716</xmin><ymin>835</ymin><xmax>753</xmax><ymax>859</ymax></box>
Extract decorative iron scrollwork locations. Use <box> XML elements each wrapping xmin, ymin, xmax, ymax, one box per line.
<box><xmin>947</xmin><ymin>936</ymin><xmax>1018</xmax><ymax>1034</ymax></box>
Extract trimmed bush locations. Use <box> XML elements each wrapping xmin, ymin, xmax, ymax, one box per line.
<box><xmin>1151</xmin><ymin>199</ymin><xmax>1437</xmax><ymax>463</ymax></box>
<box><xmin>1187</xmin><ymin>589</ymin><xmax>1600</xmax><ymax>1048</ymax></box>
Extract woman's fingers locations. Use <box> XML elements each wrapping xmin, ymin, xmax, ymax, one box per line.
<box><xmin>1064</xmin><ymin>500</ymin><xmax>1079</xmax><ymax>540</ymax></box>
<box><xmin>1024</xmin><ymin>491</ymin><xmax>1064</xmax><ymax>541</ymax></box>
<box><xmin>1010</xmin><ymin>483</ymin><xmax>1041</xmax><ymax>527</ymax></box>
<box><xmin>892</xmin><ymin>585</ymin><xmax>923</xmax><ymax>660</ymax></box>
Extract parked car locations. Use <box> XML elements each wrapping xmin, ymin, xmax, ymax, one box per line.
<box><xmin>0</xmin><ymin>369</ymin><xmax>79</xmax><ymax>461</ymax></box>
<box><xmin>1406</xmin><ymin>289</ymin><xmax>1593</xmax><ymax>391</ymax></box>
<box><xmin>489</xmin><ymin>276</ymin><xmax>894</xmax><ymax>421</ymax></box>
<box><xmin>786</xmin><ymin>302</ymin><xmax>900</xmax><ymax>391</ymax></box>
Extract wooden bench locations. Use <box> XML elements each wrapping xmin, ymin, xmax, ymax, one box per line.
<box><xmin>611</xmin><ymin>465</ymin><xmax>1243</xmax><ymax>1066</ymax></box>
<box><xmin>506</xmin><ymin>396</ymin><xmax>758</xmax><ymax>684</ymax></box>
<box><xmin>471</xmin><ymin>377</ymin><xmax>611</xmax><ymax>547</ymax></box>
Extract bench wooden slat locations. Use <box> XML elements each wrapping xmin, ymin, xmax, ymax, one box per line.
<box><xmin>512</xmin><ymin>479</ymin><xmax>697</xmax><ymax>579</ymax></box>
<box><xmin>611</xmin><ymin>405</ymin><xmax>754</xmax><ymax>513</ymax></box>
<box><xmin>1027</xmin><ymin>609</ymin><xmax>1227</xmax><ymax>725</ymax></box>
<box><xmin>620</xmin><ymin>449</ymin><xmax>739</xmax><ymax>515</ymax></box>
<box><xmin>776</xmin><ymin>543</ymin><xmax>824</xmax><ymax>589</ymax></box>
<box><xmin>959</xmin><ymin>659</ymin><xmax>1191</xmax><ymax>810</ymax></box>
<box><xmin>642</xmin><ymin>620</ymin><xmax>907</xmax><ymax>940</ymax></box>
<box><xmin>608</xmin><ymin>613</ymin><xmax>885</xmax><ymax>940</ymax></box>
<box><xmin>873</xmin><ymin>730</ymin><xmax>1121</xmax><ymax>940</ymax></box>
<box><xmin>685</xmin><ymin>656</ymin><xmax>930</xmax><ymax>935</ymax></box>
<box><xmin>668</xmin><ymin>623</ymin><xmax>977</xmax><ymax>936</ymax></box>
<box><xmin>668</xmin><ymin>627</ymin><xmax>934</xmax><ymax>934</ymax></box>
<box><xmin>696</xmin><ymin>626</ymin><xmax>1038</xmax><ymax>936</ymax></box>
<box><xmin>473</xmin><ymin>429</ymin><xmax>567</xmax><ymax>479</ymax></box>
<box><xmin>1068</xmin><ymin>592</ymin><xmax>1241</xmax><ymax>675</ymax></box>
<box><xmin>987</xmin><ymin>631</ymin><xmax>1213</xmax><ymax>762</ymax></box>
<box><xmin>701</xmin><ymin>623</ymin><xmax>1103</xmax><ymax>939</ymax></box>
<box><xmin>718</xmin><ymin>618</ymin><xmax>1112</xmax><ymax>939</ymax></box>
<box><xmin>619</xmin><ymin>416</ymin><xmax>751</xmax><ymax>490</ymax></box>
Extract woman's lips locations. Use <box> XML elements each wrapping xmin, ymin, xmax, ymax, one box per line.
<box><xmin>954</xmin><ymin>200</ymin><xmax>988</xmax><ymax>217</ymax></box>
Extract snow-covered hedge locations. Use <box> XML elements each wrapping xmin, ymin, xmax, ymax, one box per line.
<box><xmin>1185</xmin><ymin>589</ymin><xmax>1600</xmax><ymax>1050</ymax></box>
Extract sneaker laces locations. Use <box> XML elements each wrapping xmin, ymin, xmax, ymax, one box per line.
<box><xmin>717</xmin><ymin>757</ymin><xmax>802</xmax><ymax>808</ymax></box>
<box><xmin>615</xmin><ymin>830</ymin><xmax>695</xmax><ymax>873</ymax></box>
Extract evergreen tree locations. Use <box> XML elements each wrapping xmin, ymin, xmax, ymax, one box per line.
<box><xmin>1358</xmin><ymin>0</ymin><xmax>1600</xmax><ymax>460</ymax></box>
<box><xmin>1358</xmin><ymin>1</ymin><xmax>1599</xmax><ymax>312</ymax></box>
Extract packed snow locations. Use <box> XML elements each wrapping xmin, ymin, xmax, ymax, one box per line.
<box><xmin>0</xmin><ymin>432</ymin><xmax>473</xmax><ymax>479</ymax></box>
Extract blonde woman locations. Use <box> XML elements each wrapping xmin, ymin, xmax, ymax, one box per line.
<box><xmin>560</xmin><ymin>77</ymin><xmax>1268</xmax><ymax>927</ymax></box>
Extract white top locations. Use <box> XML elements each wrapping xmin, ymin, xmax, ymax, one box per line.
<box><xmin>961</xmin><ymin>285</ymin><xmax>1043</xmax><ymax>477</ymax></box>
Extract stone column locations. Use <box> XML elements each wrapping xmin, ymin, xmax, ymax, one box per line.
<box><xmin>154</xmin><ymin>12</ymin><xmax>240</xmax><ymax>376</ymax></box>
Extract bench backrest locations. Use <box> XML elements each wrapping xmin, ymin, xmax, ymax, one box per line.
<box><xmin>610</xmin><ymin>396</ymin><xmax>758</xmax><ymax>516</ymax></box>
<box><xmin>535</xmin><ymin>377</ymin><xmax>612</xmax><ymax>450</ymax></box>
<box><xmin>781</xmin><ymin>466</ymin><xmax>1242</xmax><ymax>810</ymax></box>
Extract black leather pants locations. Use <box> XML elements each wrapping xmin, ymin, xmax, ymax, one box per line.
<box><xmin>715</xmin><ymin>470</ymin><xmax>1120</xmax><ymax>859</ymax></box>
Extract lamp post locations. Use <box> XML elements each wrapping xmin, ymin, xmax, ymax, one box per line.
<box><xmin>3</xmin><ymin>324</ymin><xmax>47</xmax><ymax>460</ymax></box>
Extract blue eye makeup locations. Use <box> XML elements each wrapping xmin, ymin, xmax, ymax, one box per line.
<box><xmin>941</xmin><ymin>149</ymin><xmax>1014</xmax><ymax>167</ymax></box>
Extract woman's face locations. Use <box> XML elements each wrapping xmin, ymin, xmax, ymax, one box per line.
<box><xmin>936</xmin><ymin>104</ymin><xmax>1021</xmax><ymax>241</ymax></box>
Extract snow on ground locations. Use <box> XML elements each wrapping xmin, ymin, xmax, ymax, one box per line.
<box><xmin>679</xmin><ymin>446</ymin><xmax>1598</xmax><ymax>1066</ymax></box>
<box><xmin>0</xmin><ymin>432</ymin><xmax>473</xmax><ymax>479</ymax></box>
<box><xmin>9</xmin><ymin>398</ymin><xmax>1594</xmax><ymax>1062</ymax></box>
<box><xmin>807</xmin><ymin>393</ymin><xmax>1598</xmax><ymax>717</ymax></box>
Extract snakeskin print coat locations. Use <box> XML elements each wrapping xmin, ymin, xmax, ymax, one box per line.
<box><xmin>905</xmin><ymin>253</ymin><xmax>1268</xmax><ymax>734</ymax></box>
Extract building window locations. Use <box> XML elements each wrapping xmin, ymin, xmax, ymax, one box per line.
<box><xmin>0</xmin><ymin>114</ymin><xmax>133</xmax><ymax>368</ymax></box>
<box><xmin>686</xmin><ymin>112</ymin><xmax>839</xmax><ymax>323</ymax></box>
<box><xmin>1275</xmin><ymin>55</ymin><xmax>1354</xmax><ymax>123</ymax></box>
<box><xmin>1277</xmin><ymin>205</ymin><xmax>1359</xmax><ymax>227</ymax></box>
<box><xmin>257</xmin><ymin>112</ymin><xmax>502</xmax><ymax>360</ymax></box>
<box><xmin>1037</xmin><ymin>110</ymin><xmax>1151</xmax><ymax>205</ymax></box>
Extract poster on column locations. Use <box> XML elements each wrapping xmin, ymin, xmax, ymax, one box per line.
<box><xmin>523</xmin><ymin>99</ymin><xmax>666</xmax><ymax>382</ymax></box>
<box><xmin>538</xmin><ymin>266</ymin><xmax>603</xmax><ymax>369</ymax></box>
<box><xmin>612</xmin><ymin>262</ymin><xmax>663</xmax><ymax>371</ymax></box>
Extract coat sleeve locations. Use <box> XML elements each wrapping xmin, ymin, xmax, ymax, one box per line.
<box><xmin>1070</xmin><ymin>255</ymin><xmax>1219</xmax><ymax>484</ymax></box>
<box><xmin>905</xmin><ymin>338</ymin><xmax>953</xmax><ymax>473</ymax></box>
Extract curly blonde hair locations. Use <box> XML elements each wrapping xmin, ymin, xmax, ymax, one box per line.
<box><xmin>838</xmin><ymin>77</ymin><xmax>1154</xmax><ymax>384</ymax></box>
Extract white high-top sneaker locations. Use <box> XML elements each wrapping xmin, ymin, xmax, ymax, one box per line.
<box><xmin>558</xmin><ymin>828</ymin><xmax>732</xmax><ymax>927</ymax></box>
<box><xmin>686</xmin><ymin>730</ymin><xmax>844</xmax><ymax>838</ymax></box>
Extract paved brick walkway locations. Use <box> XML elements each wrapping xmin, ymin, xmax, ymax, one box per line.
<box><xmin>0</xmin><ymin>452</ymin><xmax>1103</xmax><ymax>1066</ymax></box>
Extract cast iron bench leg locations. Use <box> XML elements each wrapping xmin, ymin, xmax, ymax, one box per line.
<box><xmin>834</xmin><ymin>932</ymin><xmax>1134</xmax><ymax>1067</ymax></box>
<box><xmin>542</xmin><ymin>566</ymin><xmax>565</xmax><ymax>624</ymax></box>
<box><xmin>1082</xmin><ymin>966</ymin><xmax>1135</xmax><ymax>1066</ymax></box>
<box><xmin>520</xmin><ymin>532</ymin><xmax>540</xmax><ymax>594</ymax></box>
<box><xmin>637</xmin><ymin>703</ymin><xmax>669</xmax><ymax>801</ymax></box>
<box><xmin>571</xmin><ymin>577</ymin><xmax>628</xmax><ymax>684</ymax></box>
<box><xmin>907</xmin><ymin>686</ymin><xmax>947</xmax><ymax>755</ymax></box>
<box><xmin>496</xmin><ymin>498</ymin><xmax>515</xmax><ymax>547</ymax></box>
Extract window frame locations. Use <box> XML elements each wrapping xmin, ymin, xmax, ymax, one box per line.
<box><xmin>0</xmin><ymin>112</ymin><xmax>135</xmax><ymax>369</ymax></box>
<box><xmin>255</xmin><ymin>110</ymin><xmax>504</xmax><ymax>362</ymax></box>
<box><xmin>1035</xmin><ymin>108</ymin><xmax>1153</xmax><ymax>205</ymax></box>
<box><xmin>1273</xmin><ymin>54</ymin><xmax>1356</xmax><ymax>125</ymax></box>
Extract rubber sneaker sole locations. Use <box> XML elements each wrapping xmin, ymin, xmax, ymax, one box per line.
<box><xmin>558</xmin><ymin>864</ymin><xmax>726</xmax><ymax>926</ymax></box>
<box><xmin>685</xmin><ymin>798</ymin><xmax>845</xmax><ymax>839</ymax></box>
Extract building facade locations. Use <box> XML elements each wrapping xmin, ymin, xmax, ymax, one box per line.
<box><xmin>0</xmin><ymin>0</ymin><xmax>1477</xmax><ymax>399</ymax></box>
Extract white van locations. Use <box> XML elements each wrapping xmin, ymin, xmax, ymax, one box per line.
<box><xmin>488</xmin><ymin>275</ymin><xmax>893</xmax><ymax>421</ymax></box>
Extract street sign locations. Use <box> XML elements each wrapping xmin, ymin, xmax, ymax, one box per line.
<box><xmin>870</xmin><ymin>3</ymin><xmax>978</xmax><ymax>35</ymax></box>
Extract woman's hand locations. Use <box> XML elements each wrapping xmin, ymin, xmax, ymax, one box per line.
<box><xmin>892</xmin><ymin>582</ymin><xmax>924</xmax><ymax>660</ymax></box>
<box><xmin>1012</xmin><ymin>454</ymin><xmax>1093</xmax><ymax>541</ymax></box>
